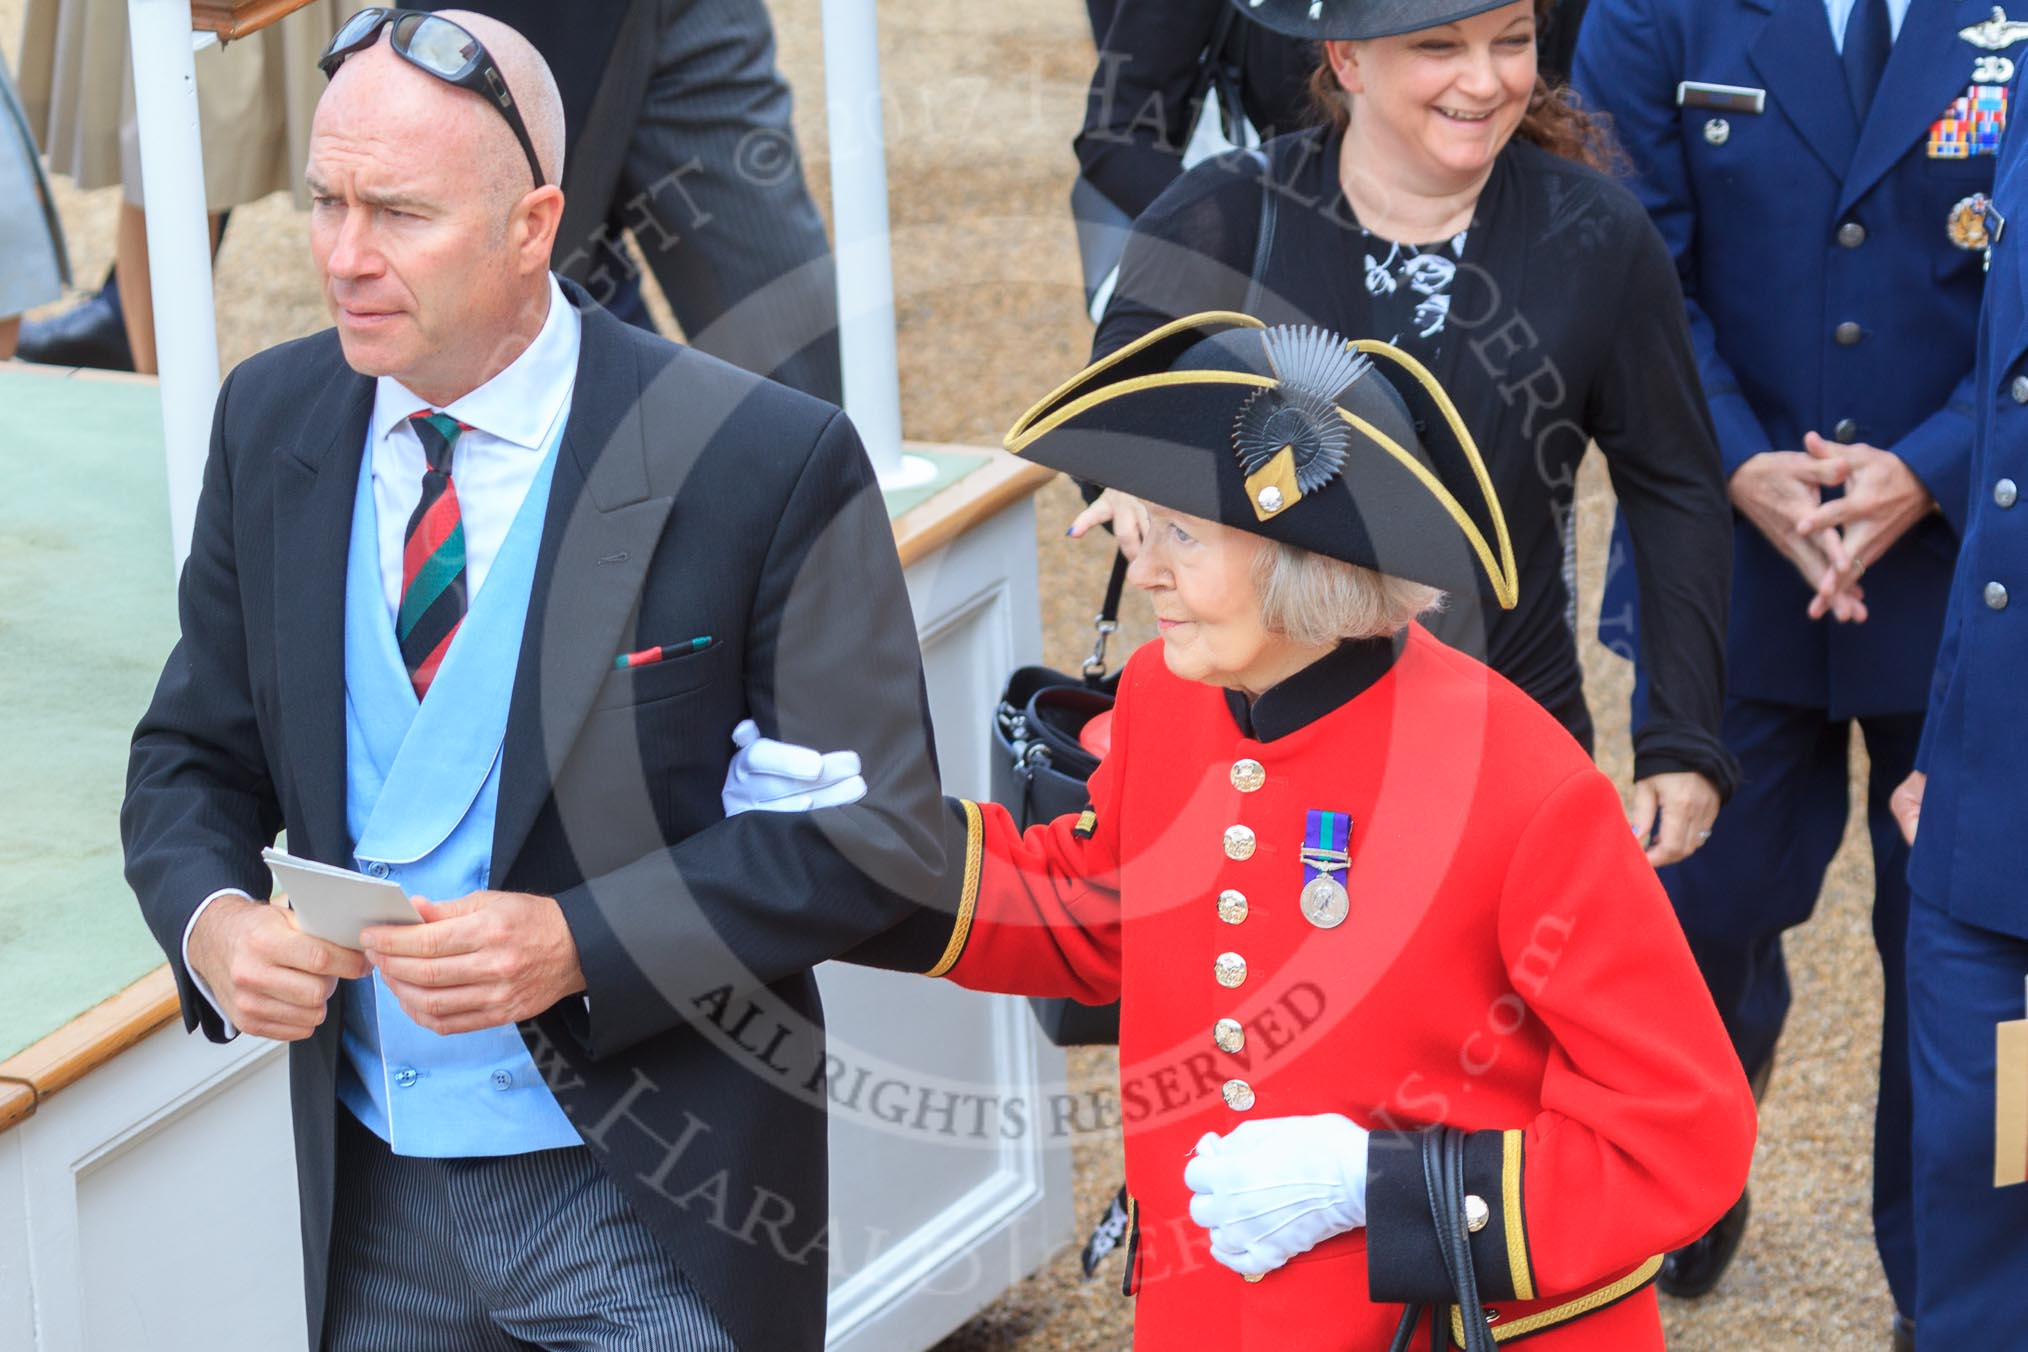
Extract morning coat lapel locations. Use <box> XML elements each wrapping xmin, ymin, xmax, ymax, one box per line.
<box><xmin>1748</xmin><ymin>0</ymin><xmax>1861</xmax><ymax>181</ymax></box>
<box><xmin>490</xmin><ymin>292</ymin><xmax>676</xmax><ymax>881</ymax></box>
<box><xmin>271</xmin><ymin>356</ymin><xmax>374</xmax><ymax>865</ymax></box>
<box><xmin>1838</xmin><ymin>0</ymin><xmax>1990</xmax><ymax>216</ymax></box>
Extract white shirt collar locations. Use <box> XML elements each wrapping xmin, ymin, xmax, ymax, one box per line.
<box><xmin>371</xmin><ymin>273</ymin><xmax>581</xmax><ymax>450</ymax></box>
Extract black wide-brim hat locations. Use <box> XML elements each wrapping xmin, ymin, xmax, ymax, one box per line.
<box><xmin>1232</xmin><ymin>0</ymin><xmax>1527</xmax><ymax>41</ymax></box>
<box><xmin>1005</xmin><ymin>312</ymin><xmax>1517</xmax><ymax>607</ymax></box>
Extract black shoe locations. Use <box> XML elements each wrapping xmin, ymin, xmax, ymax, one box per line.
<box><xmin>17</xmin><ymin>270</ymin><xmax>133</xmax><ymax>371</ymax></box>
<box><xmin>1891</xmin><ymin>1312</ymin><xmax>1915</xmax><ymax>1352</ymax></box>
<box><xmin>1657</xmin><ymin>1189</ymin><xmax>1750</xmax><ymax>1299</ymax></box>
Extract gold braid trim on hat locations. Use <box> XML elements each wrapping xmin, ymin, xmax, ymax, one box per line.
<box><xmin>1345</xmin><ymin>338</ymin><xmax>1520</xmax><ymax>610</ymax></box>
<box><xmin>1005</xmin><ymin>369</ymin><xmax>1276</xmax><ymax>456</ymax></box>
<box><xmin>1004</xmin><ymin>311</ymin><xmax>1268</xmax><ymax>450</ymax></box>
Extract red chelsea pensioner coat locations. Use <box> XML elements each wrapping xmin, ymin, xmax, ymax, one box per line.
<box><xmin>920</xmin><ymin>627</ymin><xmax>1756</xmax><ymax>1349</ymax></box>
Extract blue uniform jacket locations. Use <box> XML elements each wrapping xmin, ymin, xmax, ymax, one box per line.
<box><xmin>1575</xmin><ymin>0</ymin><xmax>1993</xmax><ymax>716</ymax></box>
<box><xmin>1911</xmin><ymin>101</ymin><xmax>2028</xmax><ymax>938</ymax></box>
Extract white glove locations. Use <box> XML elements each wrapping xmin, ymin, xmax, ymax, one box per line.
<box><xmin>1183</xmin><ymin>1113</ymin><xmax>1369</xmax><ymax>1278</ymax></box>
<box><xmin>721</xmin><ymin>719</ymin><xmax>867</xmax><ymax>815</ymax></box>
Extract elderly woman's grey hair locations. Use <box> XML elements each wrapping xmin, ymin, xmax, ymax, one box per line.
<box><xmin>1251</xmin><ymin>539</ymin><xmax>1446</xmax><ymax>647</ymax></box>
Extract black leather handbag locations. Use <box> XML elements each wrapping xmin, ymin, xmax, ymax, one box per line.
<box><xmin>1387</xmin><ymin>1127</ymin><xmax>1502</xmax><ymax>1352</ymax></box>
<box><xmin>991</xmin><ymin>553</ymin><xmax>1128</xmax><ymax>1046</ymax></box>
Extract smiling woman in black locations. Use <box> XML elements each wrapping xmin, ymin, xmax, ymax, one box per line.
<box><xmin>1087</xmin><ymin>0</ymin><xmax>1738</xmax><ymax>859</ymax></box>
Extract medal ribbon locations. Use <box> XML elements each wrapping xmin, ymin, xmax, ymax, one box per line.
<box><xmin>1301</xmin><ymin>809</ymin><xmax>1352</xmax><ymax>895</ymax></box>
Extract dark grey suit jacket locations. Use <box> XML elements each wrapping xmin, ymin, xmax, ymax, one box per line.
<box><xmin>122</xmin><ymin>281</ymin><xmax>956</xmax><ymax>1351</ymax></box>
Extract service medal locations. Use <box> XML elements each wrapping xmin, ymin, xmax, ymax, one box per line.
<box><xmin>1300</xmin><ymin>875</ymin><xmax>1351</xmax><ymax>929</ymax></box>
<box><xmin>1299</xmin><ymin>809</ymin><xmax>1353</xmax><ymax>930</ymax></box>
<box><xmin>1951</xmin><ymin>194</ymin><xmax>1993</xmax><ymax>251</ymax></box>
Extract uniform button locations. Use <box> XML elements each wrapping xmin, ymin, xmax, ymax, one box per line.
<box><xmin>1998</xmin><ymin>478</ymin><xmax>2019</xmax><ymax>508</ymax></box>
<box><xmin>1834</xmin><ymin>418</ymin><xmax>1859</xmax><ymax>442</ymax></box>
<box><xmin>393</xmin><ymin>1067</ymin><xmax>419</xmax><ymax>1089</ymax></box>
<box><xmin>1837</xmin><ymin>221</ymin><xmax>1867</xmax><ymax>248</ymax></box>
<box><xmin>1222</xmin><ymin>1079</ymin><xmax>1256</xmax><ymax>1111</ymax></box>
<box><xmin>1230</xmin><ymin>758</ymin><xmax>1266</xmax><ymax>793</ymax></box>
<box><xmin>1834</xmin><ymin>321</ymin><xmax>1863</xmax><ymax>346</ymax></box>
<box><xmin>1214</xmin><ymin>952</ymin><xmax>1248</xmax><ymax>988</ymax></box>
<box><xmin>1214</xmin><ymin>1018</ymin><xmax>1246</xmax><ymax>1053</ymax></box>
<box><xmin>1217</xmin><ymin>889</ymin><xmax>1249</xmax><ymax>924</ymax></box>
<box><xmin>490</xmin><ymin>1070</ymin><xmax>514</xmax><ymax>1091</ymax></box>
<box><xmin>2013</xmin><ymin>375</ymin><xmax>2028</xmax><ymax>404</ymax></box>
<box><xmin>1987</xmin><ymin>581</ymin><xmax>2010</xmax><ymax>610</ymax></box>
<box><xmin>1465</xmin><ymin>1195</ymin><xmax>1491</xmax><ymax>1233</ymax></box>
<box><xmin>367</xmin><ymin>861</ymin><xmax>390</xmax><ymax>879</ymax></box>
<box><xmin>1223</xmin><ymin>825</ymin><xmax>1256</xmax><ymax>860</ymax></box>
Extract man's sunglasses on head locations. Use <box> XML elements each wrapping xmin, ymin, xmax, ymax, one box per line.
<box><xmin>319</xmin><ymin>8</ymin><xmax>546</xmax><ymax>190</ymax></box>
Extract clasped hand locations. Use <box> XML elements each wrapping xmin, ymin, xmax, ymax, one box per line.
<box><xmin>1731</xmin><ymin>434</ymin><xmax>1933</xmax><ymax>624</ymax></box>
<box><xmin>1184</xmin><ymin>1114</ymin><xmax>1370</xmax><ymax>1277</ymax></box>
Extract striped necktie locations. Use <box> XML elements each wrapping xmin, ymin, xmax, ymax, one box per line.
<box><xmin>399</xmin><ymin>411</ymin><xmax>469</xmax><ymax>699</ymax></box>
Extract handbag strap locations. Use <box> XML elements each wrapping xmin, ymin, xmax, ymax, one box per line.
<box><xmin>1083</xmin><ymin>550</ymin><xmax>1131</xmax><ymax>682</ymax></box>
<box><xmin>1242</xmin><ymin>144</ymin><xmax>1281</xmax><ymax>317</ymax></box>
<box><xmin>1198</xmin><ymin>2</ymin><xmax>1245</xmax><ymax>141</ymax></box>
<box><xmin>1386</xmin><ymin>1128</ymin><xmax>1501</xmax><ymax>1352</ymax></box>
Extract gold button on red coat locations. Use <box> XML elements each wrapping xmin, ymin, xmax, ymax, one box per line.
<box><xmin>1224</xmin><ymin>825</ymin><xmax>1256</xmax><ymax>860</ymax></box>
<box><xmin>1214</xmin><ymin>1018</ymin><xmax>1245</xmax><ymax>1053</ymax></box>
<box><xmin>1215</xmin><ymin>952</ymin><xmax>1248</xmax><ymax>988</ymax></box>
<box><xmin>1222</xmin><ymin>1079</ymin><xmax>1256</xmax><ymax>1111</ymax></box>
<box><xmin>1217</xmin><ymin>889</ymin><xmax>1248</xmax><ymax>924</ymax></box>
<box><xmin>1230</xmin><ymin>759</ymin><xmax>1266</xmax><ymax>792</ymax></box>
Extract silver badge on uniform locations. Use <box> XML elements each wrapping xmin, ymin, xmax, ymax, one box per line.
<box><xmin>1960</xmin><ymin>6</ymin><xmax>2028</xmax><ymax>51</ymax></box>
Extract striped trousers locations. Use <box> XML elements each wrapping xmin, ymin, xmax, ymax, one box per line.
<box><xmin>323</xmin><ymin>1108</ymin><xmax>739</xmax><ymax>1351</ymax></box>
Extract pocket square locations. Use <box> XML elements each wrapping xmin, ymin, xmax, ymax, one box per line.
<box><xmin>614</xmin><ymin>636</ymin><xmax>713</xmax><ymax>671</ymax></box>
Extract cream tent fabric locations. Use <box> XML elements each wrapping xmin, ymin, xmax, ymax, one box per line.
<box><xmin>14</xmin><ymin>0</ymin><xmax>367</xmax><ymax>211</ymax></box>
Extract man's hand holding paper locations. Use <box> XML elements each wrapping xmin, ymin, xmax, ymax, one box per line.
<box><xmin>363</xmin><ymin>890</ymin><xmax>586</xmax><ymax>1036</ymax></box>
<box><xmin>187</xmin><ymin>895</ymin><xmax>370</xmax><ymax>1042</ymax></box>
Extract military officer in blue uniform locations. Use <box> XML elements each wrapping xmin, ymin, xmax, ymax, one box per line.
<box><xmin>1895</xmin><ymin>80</ymin><xmax>2028</xmax><ymax>1348</ymax></box>
<box><xmin>1574</xmin><ymin>0</ymin><xmax>2005</xmax><ymax>1337</ymax></box>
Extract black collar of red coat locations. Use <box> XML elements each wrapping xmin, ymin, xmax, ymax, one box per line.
<box><xmin>1223</xmin><ymin>629</ymin><xmax>1407</xmax><ymax>742</ymax></box>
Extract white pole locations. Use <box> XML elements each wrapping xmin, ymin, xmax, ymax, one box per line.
<box><xmin>127</xmin><ymin>0</ymin><xmax>221</xmax><ymax>574</ymax></box>
<box><xmin>819</xmin><ymin>0</ymin><xmax>934</xmax><ymax>490</ymax></box>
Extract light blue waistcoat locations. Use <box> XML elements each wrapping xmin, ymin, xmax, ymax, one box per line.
<box><xmin>335</xmin><ymin>417</ymin><xmax>582</xmax><ymax>1157</ymax></box>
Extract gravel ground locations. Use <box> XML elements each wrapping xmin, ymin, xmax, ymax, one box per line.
<box><xmin>3</xmin><ymin>1</ymin><xmax>1897</xmax><ymax>1347</ymax></box>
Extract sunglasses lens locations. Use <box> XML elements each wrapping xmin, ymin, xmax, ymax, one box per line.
<box><xmin>330</xmin><ymin>7</ymin><xmax>387</xmax><ymax>54</ymax></box>
<box><xmin>403</xmin><ymin>16</ymin><xmax>481</xmax><ymax>79</ymax></box>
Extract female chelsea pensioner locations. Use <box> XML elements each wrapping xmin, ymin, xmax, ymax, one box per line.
<box><xmin>849</xmin><ymin>313</ymin><xmax>1756</xmax><ymax>1349</ymax></box>
<box><xmin>1078</xmin><ymin>0</ymin><xmax>1739</xmax><ymax>868</ymax></box>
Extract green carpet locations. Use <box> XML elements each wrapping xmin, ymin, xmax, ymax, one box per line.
<box><xmin>0</xmin><ymin>369</ymin><xmax>183</xmax><ymax>1060</ymax></box>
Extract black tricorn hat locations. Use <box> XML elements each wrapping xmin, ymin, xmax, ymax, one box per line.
<box><xmin>1005</xmin><ymin>312</ymin><xmax>1517</xmax><ymax>607</ymax></box>
<box><xmin>1231</xmin><ymin>0</ymin><xmax>1526</xmax><ymax>41</ymax></box>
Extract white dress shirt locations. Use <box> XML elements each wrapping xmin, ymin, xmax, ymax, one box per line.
<box><xmin>1824</xmin><ymin>0</ymin><xmax>1911</xmax><ymax>51</ymax></box>
<box><xmin>183</xmin><ymin>275</ymin><xmax>582</xmax><ymax>1034</ymax></box>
